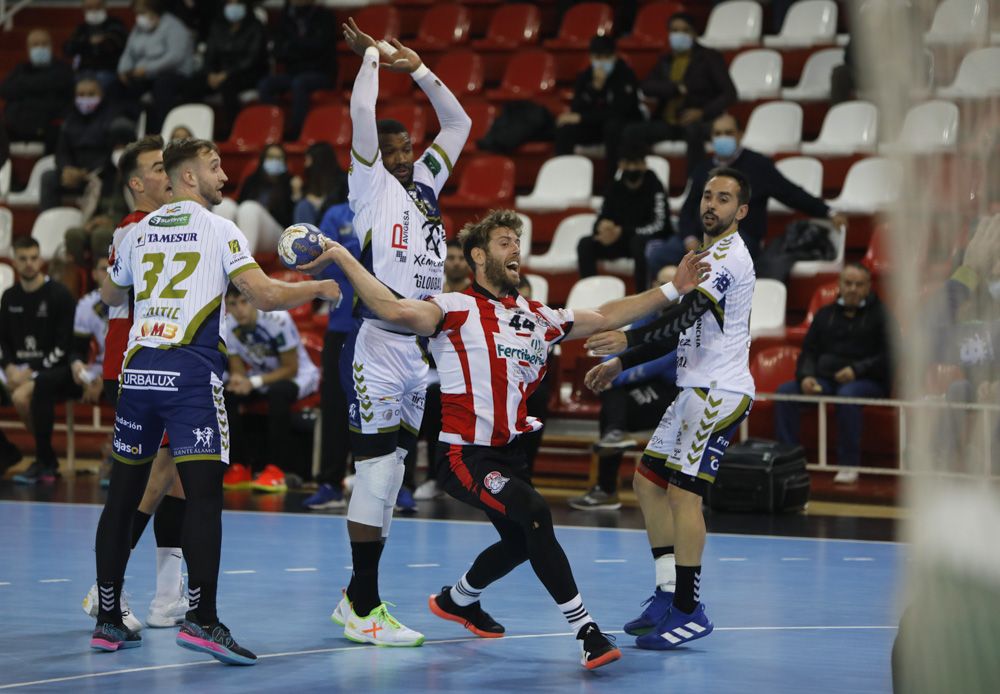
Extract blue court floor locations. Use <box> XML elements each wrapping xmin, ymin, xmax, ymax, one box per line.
<box><xmin>0</xmin><ymin>500</ymin><xmax>900</xmax><ymax>692</ymax></box>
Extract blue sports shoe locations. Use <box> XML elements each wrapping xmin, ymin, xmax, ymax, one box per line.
<box><xmin>623</xmin><ymin>588</ymin><xmax>674</xmax><ymax>635</ymax></box>
<box><xmin>303</xmin><ymin>483</ymin><xmax>345</xmax><ymax>510</ymax></box>
<box><xmin>635</xmin><ymin>601</ymin><xmax>714</xmax><ymax>650</ymax></box>
<box><xmin>395</xmin><ymin>486</ymin><xmax>417</xmax><ymax>515</ymax></box>
<box><xmin>91</xmin><ymin>622</ymin><xmax>142</xmax><ymax>651</ymax></box>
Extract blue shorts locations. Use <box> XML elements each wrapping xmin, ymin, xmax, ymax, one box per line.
<box><xmin>111</xmin><ymin>348</ymin><xmax>230</xmax><ymax>465</ymax></box>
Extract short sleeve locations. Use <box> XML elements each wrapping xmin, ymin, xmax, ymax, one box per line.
<box><xmin>347</xmin><ymin>150</ymin><xmax>388</xmax><ymax>210</ymax></box>
<box><xmin>696</xmin><ymin>255</ymin><xmax>740</xmax><ymax>307</ymax></box>
<box><xmin>108</xmin><ymin>229</ymin><xmax>134</xmax><ymax>288</ymax></box>
<box><xmin>220</xmin><ymin>220</ymin><xmax>259</xmax><ymax>279</ymax></box>
<box><xmin>73</xmin><ymin>297</ymin><xmax>98</xmax><ymax>337</ymax></box>
<box><xmin>530</xmin><ymin>301</ymin><xmax>575</xmax><ymax>345</ymax></box>
<box><xmin>428</xmin><ymin>293</ymin><xmax>465</xmax><ymax>336</ymax></box>
<box><xmin>413</xmin><ymin>145</ymin><xmax>453</xmax><ymax>197</ymax></box>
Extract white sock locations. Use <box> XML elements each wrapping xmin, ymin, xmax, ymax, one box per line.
<box><xmin>449</xmin><ymin>573</ymin><xmax>483</xmax><ymax>607</ymax></box>
<box><xmin>558</xmin><ymin>594</ymin><xmax>593</xmax><ymax>635</ymax></box>
<box><xmin>153</xmin><ymin>546</ymin><xmax>184</xmax><ymax>605</ymax></box>
<box><xmin>655</xmin><ymin>554</ymin><xmax>677</xmax><ymax>593</ymax></box>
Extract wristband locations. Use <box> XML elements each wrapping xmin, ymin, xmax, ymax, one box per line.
<box><xmin>249</xmin><ymin>375</ymin><xmax>264</xmax><ymax>390</ymax></box>
<box><xmin>411</xmin><ymin>63</ymin><xmax>430</xmax><ymax>80</ymax></box>
<box><xmin>659</xmin><ymin>281</ymin><xmax>679</xmax><ymax>303</ymax></box>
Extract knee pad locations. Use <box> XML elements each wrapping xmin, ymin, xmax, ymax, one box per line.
<box><xmin>347</xmin><ymin>452</ymin><xmax>401</xmax><ymax>527</ymax></box>
<box><xmin>380</xmin><ymin>452</ymin><xmax>407</xmax><ymax>538</ymax></box>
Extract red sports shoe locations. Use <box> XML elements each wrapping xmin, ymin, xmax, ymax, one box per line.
<box><xmin>251</xmin><ymin>465</ymin><xmax>287</xmax><ymax>493</ymax></box>
<box><xmin>223</xmin><ymin>463</ymin><xmax>252</xmax><ymax>490</ymax></box>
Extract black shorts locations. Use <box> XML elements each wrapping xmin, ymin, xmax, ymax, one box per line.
<box><xmin>436</xmin><ymin>439</ymin><xmax>533</xmax><ymax>518</ymax></box>
<box><xmin>103</xmin><ymin>379</ymin><xmax>119</xmax><ymax>408</ymax></box>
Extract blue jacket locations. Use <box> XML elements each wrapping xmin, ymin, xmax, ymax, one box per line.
<box><xmin>318</xmin><ymin>203</ymin><xmax>360</xmax><ymax>334</ymax></box>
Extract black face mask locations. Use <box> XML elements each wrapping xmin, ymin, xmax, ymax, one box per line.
<box><xmin>622</xmin><ymin>170</ymin><xmax>644</xmax><ymax>185</ymax></box>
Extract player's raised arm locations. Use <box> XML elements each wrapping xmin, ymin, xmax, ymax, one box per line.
<box><xmin>231</xmin><ymin>266</ymin><xmax>340</xmax><ymax>313</ymax></box>
<box><xmin>343</xmin><ymin>17</ymin><xmax>382</xmax><ymax>165</ymax></box>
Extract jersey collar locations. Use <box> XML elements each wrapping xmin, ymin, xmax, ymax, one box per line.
<box><xmin>699</xmin><ymin>227</ymin><xmax>740</xmax><ymax>251</ymax></box>
<box><xmin>471</xmin><ymin>281</ymin><xmax>520</xmax><ymax>306</ymax></box>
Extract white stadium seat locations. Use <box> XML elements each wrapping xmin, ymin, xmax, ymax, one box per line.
<box><xmin>0</xmin><ymin>160</ymin><xmax>10</xmax><ymax>201</ymax></box>
<box><xmin>515</xmin><ymin>155</ymin><xmax>593</xmax><ymax>212</ymax></box>
<box><xmin>729</xmin><ymin>49</ymin><xmax>783</xmax><ymax>100</ymax></box>
<box><xmin>880</xmin><ymin>100</ymin><xmax>960</xmax><ymax>154</ymax></box>
<box><xmin>517</xmin><ymin>212</ymin><xmax>533</xmax><ymax>264</ymax></box>
<box><xmin>6</xmin><ymin>155</ymin><xmax>55</xmax><ymax>207</ymax></box>
<box><xmin>782</xmin><ymin>48</ymin><xmax>844</xmax><ymax>101</ymax></box>
<box><xmin>0</xmin><ymin>206</ymin><xmax>12</xmax><ymax>256</ymax></box>
<box><xmin>924</xmin><ymin>0</ymin><xmax>989</xmax><ymax>45</ymax></box>
<box><xmin>0</xmin><ymin>263</ymin><xmax>14</xmax><ymax>297</ymax></box>
<box><xmin>768</xmin><ymin>156</ymin><xmax>823</xmax><ymax>213</ymax></box>
<box><xmin>566</xmin><ymin>276</ymin><xmax>625</xmax><ymax>309</ymax></box>
<box><xmin>790</xmin><ymin>219</ymin><xmax>846</xmax><ymax>278</ymax></box>
<box><xmin>801</xmin><ymin>101</ymin><xmax>879</xmax><ymax>156</ymax></box>
<box><xmin>937</xmin><ymin>47</ymin><xmax>1000</xmax><ymax>99</ymax></box>
<box><xmin>701</xmin><ymin>1</ymin><xmax>763</xmax><ymax>49</ymax></box>
<box><xmin>764</xmin><ymin>0</ymin><xmax>839</xmax><ymax>48</ymax></box>
<box><xmin>31</xmin><ymin>207</ymin><xmax>84</xmax><ymax>260</ymax></box>
<box><xmin>524</xmin><ymin>273</ymin><xmax>548</xmax><ymax>304</ymax></box>
<box><xmin>741</xmin><ymin>101</ymin><xmax>803</xmax><ymax>154</ymax></box>
<box><xmin>525</xmin><ymin>213</ymin><xmax>595</xmax><ymax>272</ymax></box>
<box><xmin>826</xmin><ymin>157</ymin><xmax>902</xmax><ymax>214</ymax></box>
<box><xmin>750</xmin><ymin>279</ymin><xmax>787</xmax><ymax>339</ymax></box>
<box><xmin>161</xmin><ymin>103</ymin><xmax>215</xmax><ymax>142</ymax></box>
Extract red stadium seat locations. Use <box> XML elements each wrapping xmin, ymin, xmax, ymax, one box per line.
<box><xmin>619</xmin><ymin>1</ymin><xmax>688</xmax><ymax>48</ymax></box>
<box><xmin>750</xmin><ymin>345</ymin><xmax>801</xmax><ymax>394</ymax></box>
<box><xmin>422</xmin><ymin>50</ymin><xmax>484</xmax><ymax>100</ymax></box>
<box><xmin>352</xmin><ymin>4</ymin><xmax>400</xmax><ymax>41</ymax></box>
<box><xmin>462</xmin><ymin>99</ymin><xmax>496</xmax><ymax>152</ymax></box>
<box><xmin>544</xmin><ymin>2</ymin><xmax>614</xmax><ymax>49</ymax></box>
<box><xmin>286</xmin><ymin>104</ymin><xmax>351</xmax><ymax>154</ymax></box>
<box><xmin>786</xmin><ymin>281</ymin><xmax>839</xmax><ymax>342</ymax></box>
<box><xmin>862</xmin><ymin>226</ymin><xmax>891</xmax><ymax>276</ymax></box>
<box><xmin>472</xmin><ymin>4</ymin><xmax>541</xmax><ymax>49</ymax></box>
<box><xmin>440</xmin><ymin>155</ymin><xmax>515</xmax><ymax>228</ymax></box>
<box><xmin>218</xmin><ymin>105</ymin><xmax>283</xmax><ymax>154</ymax></box>
<box><xmin>379</xmin><ymin>103</ymin><xmax>427</xmax><ymax>145</ymax></box>
<box><xmin>485</xmin><ymin>49</ymin><xmax>557</xmax><ymax>101</ymax></box>
<box><xmin>409</xmin><ymin>3</ymin><xmax>471</xmax><ymax>50</ymax></box>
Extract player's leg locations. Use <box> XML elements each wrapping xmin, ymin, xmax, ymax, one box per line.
<box><xmin>251</xmin><ymin>379</ymin><xmax>299</xmax><ymax>492</ymax></box>
<box><xmin>147</xmin><ymin>459</ymin><xmax>188</xmax><ymax>628</ymax></box>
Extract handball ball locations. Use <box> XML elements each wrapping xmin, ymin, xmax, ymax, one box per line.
<box><xmin>278</xmin><ymin>223</ymin><xmax>323</xmax><ymax>269</ymax></box>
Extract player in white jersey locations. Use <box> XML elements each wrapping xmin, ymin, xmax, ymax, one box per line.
<box><xmin>584</xmin><ymin>168</ymin><xmax>756</xmax><ymax>651</ymax></box>
<box><xmin>71</xmin><ymin>257</ymin><xmax>110</xmax><ymax>403</ymax></box>
<box><xmin>300</xmin><ymin>209</ymin><xmax>709</xmax><ymax>669</ymax></box>
<box><xmin>92</xmin><ymin>138</ymin><xmax>341</xmax><ymax>663</ymax></box>
<box><xmin>331</xmin><ymin>18</ymin><xmax>472</xmax><ymax>646</ymax></box>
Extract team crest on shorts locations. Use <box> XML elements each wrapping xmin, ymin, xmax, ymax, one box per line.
<box><xmin>484</xmin><ymin>471</ymin><xmax>509</xmax><ymax>494</ymax></box>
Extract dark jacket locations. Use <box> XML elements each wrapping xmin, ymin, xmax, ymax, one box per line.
<box><xmin>570</xmin><ymin>60</ymin><xmax>642</xmax><ymax>127</ymax></box>
<box><xmin>204</xmin><ymin>15</ymin><xmax>267</xmax><ymax>86</ymax></box>
<box><xmin>239</xmin><ymin>170</ymin><xmax>294</xmax><ymax>228</ymax></box>
<box><xmin>679</xmin><ymin>147</ymin><xmax>831</xmax><ymax>252</ymax></box>
<box><xmin>0</xmin><ymin>60</ymin><xmax>75</xmax><ymax>139</ymax></box>
<box><xmin>641</xmin><ymin>42</ymin><xmax>736</xmax><ymax>122</ymax></box>
<box><xmin>271</xmin><ymin>4</ymin><xmax>337</xmax><ymax>78</ymax></box>
<box><xmin>64</xmin><ymin>16</ymin><xmax>128</xmax><ymax>73</ymax></box>
<box><xmin>0</xmin><ymin>279</ymin><xmax>76</xmax><ymax>371</ymax></box>
<box><xmin>55</xmin><ymin>100</ymin><xmax>118</xmax><ymax>173</ymax></box>
<box><xmin>797</xmin><ymin>294</ymin><xmax>895</xmax><ymax>387</ymax></box>
<box><xmin>596</xmin><ymin>170</ymin><xmax>671</xmax><ymax>241</ymax></box>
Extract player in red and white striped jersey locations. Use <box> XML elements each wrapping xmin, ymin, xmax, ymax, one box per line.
<box><xmin>302</xmin><ymin>209</ymin><xmax>709</xmax><ymax>670</ymax></box>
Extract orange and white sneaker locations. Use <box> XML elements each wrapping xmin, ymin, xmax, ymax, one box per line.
<box><xmin>222</xmin><ymin>463</ymin><xmax>252</xmax><ymax>490</ymax></box>
<box><xmin>344</xmin><ymin>603</ymin><xmax>424</xmax><ymax>647</ymax></box>
<box><xmin>251</xmin><ymin>465</ymin><xmax>287</xmax><ymax>493</ymax></box>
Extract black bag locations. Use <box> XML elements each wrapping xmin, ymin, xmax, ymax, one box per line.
<box><xmin>476</xmin><ymin>100</ymin><xmax>555</xmax><ymax>153</ymax></box>
<box><xmin>756</xmin><ymin>220</ymin><xmax>836</xmax><ymax>283</ymax></box>
<box><xmin>706</xmin><ymin>438</ymin><xmax>810</xmax><ymax>513</ymax></box>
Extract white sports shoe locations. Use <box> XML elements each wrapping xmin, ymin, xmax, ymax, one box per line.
<box><xmin>330</xmin><ymin>593</ymin><xmax>350</xmax><ymax>626</ymax></box>
<box><xmin>147</xmin><ymin>594</ymin><xmax>189</xmax><ymax>627</ymax></box>
<box><xmin>414</xmin><ymin>479</ymin><xmax>444</xmax><ymax>501</ymax></box>
<box><xmin>344</xmin><ymin>603</ymin><xmax>424</xmax><ymax>647</ymax></box>
<box><xmin>833</xmin><ymin>468</ymin><xmax>859</xmax><ymax>484</ymax></box>
<box><xmin>82</xmin><ymin>584</ymin><xmax>143</xmax><ymax>632</ymax></box>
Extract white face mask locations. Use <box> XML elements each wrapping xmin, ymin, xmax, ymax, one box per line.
<box><xmin>223</xmin><ymin>3</ymin><xmax>246</xmax><ymax>24</ymax></box>
<box><xmin>85</xmin><ymin>9</ymin><xmax>108</xmax><ymax>25</ymax></box>
<box><xmin>135</xmin><ymin>13</ymin><xmax>155</xmax><ymax>31</ymax></box>
<box><xmin>262</xmin><ymin>158</ymin><xmax>286</xmax><ymax>176</ymax></box>
<box><xmin>988</xmin><ymin>280</ymin><xmax>1000</xmax><ymax>301</ymax></box>
<box><xmin>669</xmin><ymin>32</ymin><xmax>693</xmax><ymax>53</ymax></box>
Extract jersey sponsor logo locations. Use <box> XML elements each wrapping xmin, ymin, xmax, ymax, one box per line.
<box><xmin>37</xmin><ymin>301</ymin><xmax>48</xmax><ymax>318</ymax></box>
<box><xmin>414</xmin><ymin>273</ymin><xmax>442</xmax><ymax>292</ymax></box>
<box><xmin>115</xmin><ymin>415</ymin><xmax>142</xmax><ymax>431</ymax></box>
<box><xmin>138</xmin><ymin>320</ymin><xmax>181</xmax><ymax>341</ymax></box>
<box><xmin>148</xmin><ymin>214</ymin><xmax>192</xmax><ymax>228</ymax></box>
<box><xmin>145</xmin><ymin>231</ymin><xmax>198</xmax><ymax>243</ymax></box>
<box><xmin>422</xmin><ymin>152</ymin><xmax>441</xmax><ymax>176</ymax></box>
<box><xmin>412</xmin><ymin>253</ymin><xmax>444</xmax><ymax>269</ymax></box>
<box><xmin>712</xmin><ymin>268</ymin><xmax>735</xmax><ymax>294</ymax></box>
<box><xmin>392</xmin><ymin>214</ymin><xmax>409</xmax><ymax>251</ymax></box>
<box><xmin>113</xmin><ymin>438</ymin><xmax>142</xmax><ymax>456</ymax></box>
<box><xmin>229</xmin><ymin>239</ymin><xmax>240</xmax><ymax>254</ymax></box>
<box><xmin>141</xmin><ymin>305</ymin><xmax>181</xmax><ymax>320</ymax></box>
<box><xmin>494</xmin><ymin>338</ymin><xmax>546</xmax><ymax>366</ymax></box>
<box><xmin>121</xmin><ymin>368</ymin><xmax>180</xmax><ymax>391</ymax></box>
<box><xmin>193</xmin><ymin>427</ymin><xmax>214</xmax><ymax>448</ymax></box>
<box><xmin>484</xmin><ymin>470</ymin><xmax>509</xmax><ymax>494</ymax></box>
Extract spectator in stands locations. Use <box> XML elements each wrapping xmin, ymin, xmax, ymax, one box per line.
<box><xmin>164</xmin><ymin>0</ymin><xmax>223</xmax><ymax>42</ymax></box>
<box><xmin>222</xmin><ymin>284</ymin><xmax>322</xmax><ymax>493</ymax></box>
<box><xmin>292</xmin><ymin>142</ymin><xmax>347</xmax><ymax>226</ymax></box>
<box><xmin>65</xmin><ymin>0</ymin><xmax>128</xmax><ymax>91</ymax></box>
<box><xmin>188</xmin><ymin>0</ymin><xmax>267</xmax><ymax>139</ymax></box>
<box><xmin>577</xmin><ymin>140</ymin><xmax>672</xmax><ymax>290</ymax></box>
<box><xmin>114</xmin><ymin>0</ymin><xmax>194</xmax><ymax>134</ymax></box>
<box><xmin>554</xmin><ymin>34</ymin><xmax>642</xmax><ymax>174</ymax></box>
<box><xmin>677</xmin><ymin>113</ymin><xmax>847</xmax><ymax>259</ymax></box>
<box><xmin>257</xmin><ymin>0</ymin><xmax>338</xmax><ymax>140</ymax></box>
<box><xmin>621</xmin><ymin>11</ymin><xmax>736</xmax><ymax>169</ymax></box>
<box><xmin>70</xmin><ymin>256</ymin><xmax>109</xmax><ymax>405</ymax></box>
<box><xmin>774</xmin><ymin>263</ymin><xmax>896</xmax><ymax>484</ymax></box>
<box><xmin>2</xmin><ymin>237</ymin><xmax>81</xmax><ymax>485</ymax></box>
<box><xmin>167</xmin><ymin>124</ymin><xmax>192</xmax><ymax>142</ymax></box>
<box><xmin>40</xmin><ymin>77</ymin><xmax>118</xmax><ymax>212</ymax></box>
<box><xmin>236</xmin><ymin>143</ymin><xmax>295</xmax><ymax>252</ymax></box>
<box><xmin>0</xmin><ymin>29</ymin><xmax>75</xmax><ymax>153</ymax></box>
<box><xmin>302</xmin><ymin>202</ymin><xmax>360</xmax><ymax>510</ymax></box>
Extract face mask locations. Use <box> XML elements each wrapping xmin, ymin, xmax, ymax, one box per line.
<box><xmin>223</xmin><ymin>4</ymin><xmax>246</xmax><ymax>23</ymax></box>
<box><xmin>669</xmin><ymin>32</ymin><xmax>693</xmax><ymax>53</ymax></box>
<box><xmin>622</xmin><ymin>170</ymin><xmax>644</xmax><ymax>185</ymax></box>
<box><xmin>135</xmin><ymin>13</ymin><xmax>155</xmax><ymax>31</ymax></box>
<box><xmin>76</xmin><ymin>95</ymin><xmax>101</xmax><ymax>114</ymax></box>
<box><xmin>262</xmin><ymin>158</ymin><xmax>286</xmax><ymax>176</ymax></box>
<box><xmin>712</xmin><ymin>135</ymin><xmax>738</xmax><ymax>159</ymax></box>
<box><xmin>110</xmin><ymin>149</ymin><xmax>124</xmax><ymax>168</ymax></box>
<box><xmin>85</xmin><ymin>9</ymin><xmax>107</xmax><ymax>25</ymax></box>
<box><xmin>591</xmin><ymin>58</ymin><xmax>614</xmax><ymax>74</ymax></box>
<box><xmin>29</xmin><ymin>46</ymin><xmax>52</xmax><ymax>66</ymax></box>
<box><xmin>988</xmin><ymin>280</ymin><xmax>1000</xmax><ymax>301</ymax></box>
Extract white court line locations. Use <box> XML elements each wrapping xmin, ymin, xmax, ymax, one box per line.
<box><xmin>284</xmin><ymin>568</ymin><xmax>317</xmax><ymax>573</ymax></box>
<box><xmin>223</xmin><ymin>570</ymin><xmax>256</xmax><ymax>575</ymax></box>
<box><xmin>781</xmin><ymin>557</ymin><xmax>810</xmax><ymax>561</ymax></box>
<box><xmin>407</xmin><ymin>563</ymin><xmax>440</xmax><ymax>568</ymax></box>
<box><xmin>0</xmin><ymin>582</ymin><xmax>10</xmax><ymax>586</ymax></box>
<box><xmin>718</xmin><ymin>558</ymin><xmax>747</xmax><ymax>562</ymax></box>
<box><xmin>38</xmin><ymin>579</ymin><xmax>70</xmax><ymax>583</ymax></box>
<box><xmin>0</xmin><ymin>625</ymin><xmax>899</xmax><ymax>690</ymax></box>
<box><xmin>594</xmin><ymin>559</ymin><xmax>626</xmax><ymax>563</ymax></box>
<box><xmin>844</xmin><ymin>557</ymin><xmax>875</xmax><ymax>562</ymax></box>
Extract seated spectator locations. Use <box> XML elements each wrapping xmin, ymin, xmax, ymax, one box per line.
<box><xmin>554</xmin><ymin>34</ymin><xmax>641</xmax><ymax>173</ymax></box>
<box><xmin>257</xmin><ymin>0</ymin><xmax>337</xmax><ymax>140</ymax></box>
<box><xmin>292</xmin><ymin>142</ymin><xmax>348</xmax><ymax>226</ymax></box>
<box><xmin>0</xmin><ymin>29</ymin><xmax>75</xmax><ymax>152</ymax></box>
<box><xmin>64</xmin><ymin>0</ymin><xmax>128</xmax><ymax>90</ymax></box>
<box><xmin>677</xmin><ymin>113</ymin><xmax>848</xmax><ymax>259</ymax></box>
<box><xmin>70</xmin><ymin>256</ymin><xmax>110</xmax><ymax>404</ymax></box>
<box><xmin>2</xmin><ymin>238</ymin><xmax>81</xmax><ymax>485</ymax></box>
<box><xmin>774</xmin><ymin>263</ymin><xmax>896</xmax><ymax>484</ymax></box>
<box><xmin>167</xmin><ymin>124</ymin><xmax>192</xmax><ymax>142</ymax></box>
<box><xmin>222</xmin><ymin>285</ymin><xmax>321</xmax><ymax>493</ymax></box>
<box><xmin>41</xmin><ymin>77</ymin><xmax>119</xmax><ymax>211</ymax></box>
<box><xmin>236</xmin><ymin>144</ymin><xmax>294</xmax><ymax>252</ymax></box>
<box><xmin>577</xmin><ymin>140</ymin><xmax>672</xmax><ymax>290</ymax></box>
<box><xmin>187</xmin><ymin>0</ymin><xmax>266</xmax><ymax>138</ymax></box>
<box><xmin>164</xmin><ymin>0</ymin><xmax>223</xmax><ymax>42</ymax></box>
<box><xmin>113</xmin><ymin>0</ymin><xmax>194</xmax><ymax>134</ymax></box>
<box><xmin>622</xmin><ymin>11</ymin><xmax>736</xmax><ymax>169</ymax></box>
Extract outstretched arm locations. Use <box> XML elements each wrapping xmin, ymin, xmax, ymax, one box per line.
<box><xmin>231</xmin><ymin>267</ymin><xmax>341</xmax><ymax>312</ymax></box>
<box><xmin>343</xmin><ymin>17</ymin><xmax>382</xmax><ymax>165</ymax></box>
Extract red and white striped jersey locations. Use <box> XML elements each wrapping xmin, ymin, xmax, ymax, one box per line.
<box><xmin>103</xmin><ymin>210</ymin><xmax>148</xmax><ymax>381</ymax></box>
<box><xmin>428</xmin><ymin>284</ymin><xmax>574</xmax><ymax>447</ymax></box>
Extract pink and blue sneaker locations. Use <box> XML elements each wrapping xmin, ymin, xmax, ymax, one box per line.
<box><xmin>90</xmin><ymin>622</ymin><xmax>142</xmax><ymax>651</ymax></box>
<box><xmin>176</xmin><ymin>613</ymin><xmax>256</xmax><ymax>665</ymax></box>
<box><xmin>635</xmin><ymin>601</ymin><xmax>714</xmax><ymax>650</ymax></box>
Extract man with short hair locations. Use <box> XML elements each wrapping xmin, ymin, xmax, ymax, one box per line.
<box><xmin>302</xmin><ymin>208</ymin><xmax>709</xmax><ymax>670</ymax></box>
<box><xmin>92</xmin><ymin>137</ymin><xmax>340</xmax><ymax>661</ymax></box>
<box><xmin>584</xmin><ymin>168</ymin><xmax>756</xmax><ymax>651</ymax></box>
<box><xmin>774</xmin><ymin>263</ymin><xmax>895</xmax><ymax>484</ymax></box>
<box><xmin>443</xmin><ymin>238</ymin><xmax>472</xmax><ymax>293</ymax></box>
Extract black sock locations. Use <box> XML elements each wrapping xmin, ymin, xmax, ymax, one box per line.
<box><xmin>674</xmin><ymin>565</ymin><xmax>701</xmax><ymax>614</ymax></box>
<box><xmin>154</xmin><ymin>496</ymin><xmax>185</xmax><ymax>548</ymax></box>
<box><xmin>597</xmin><ymin>455</ymin><xmax>621</xmax><ymax>494</ymax></box>
<box><xmin>130</xmin><ymin>510</ymin><xmax>151</xmax><ymax>550</ymax></box>
<box><xmin>652</xmin><ymin>546</ymin><xmax>675</xmax><ymax>559</ymax></box>
<box><xmin>346</xmin><ymin>541</ymin><xmax>384</xmax><ymax>617</ymax></box>
<box><xmin>96</xmin><ymin>579</ymin><xmax>123</xmax><ymax>624</ymax></box>
<box><xmin>188</xmin><ymin>580</ymin><xmax>218</xmax><ymax>624</ymax></box>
